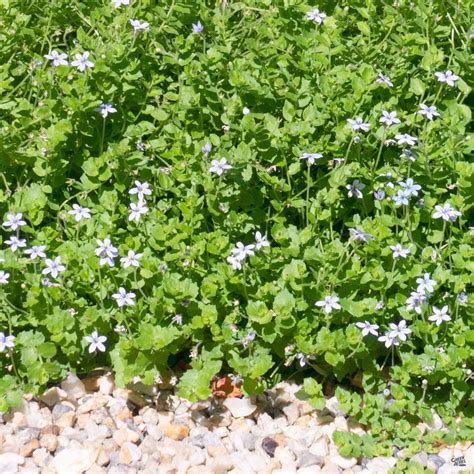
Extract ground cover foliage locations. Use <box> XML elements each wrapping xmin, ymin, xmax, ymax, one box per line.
<box><xmin>0</xmin><ymin>0</ymin><xmax>472</xmax><ymax>459</ymax></box>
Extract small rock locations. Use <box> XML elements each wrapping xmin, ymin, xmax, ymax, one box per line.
<box><xmin>38</xmin><ymin>387</ymin><xmax>67</xmax><ymax>407</ymax></box>
<box><xmin>427</xmin><ymin>409</ymin><xmax>444</xmax><ymax>430</ymax></box>
<box><xmin>321</xmin><ymin>462</ymin><xmax>342</xmax><ymax>473</ymax></box>
<box><xmin>96</xmin><ymin>448</ymin><xmax>110</xmax><ymax>467</ymax></box>
<box><xmin>20</xmin><ymin>439</ymin><xmax>40</xmax><ymax>457</ymax></box>
<box><xmin>49</xmin><ymin>448</ymin><xmax>98</xmax><ymax>473</ymax></box>
<box><xmin>40</xmin><ymin>425</ymin><xmax>60</xmax><ymax>436</ymax></box>
<box><xmin>120</xmin><ymin>442</ymin><xmax>142</xmax><ymax>465</ymax></box>
<box><xmin>113</xmin><ymin>425</ymin><xmax>140</xmax><ymax>447</ymax></box>
<box><xmin>333</xmin><ymin>416</ymin><xmax>348</xmax><ymax>431</ymax></box>
<box><xmin>39</xmin><ymin>434</ymin><xmax>58</xmax><ymax>453</ymax></box>
<box><xmin>365</xmin><ymin>456</ymin><xmax>397</xmax><ymax>473</ymax></box>
<box><xmin>61</xmin><ymin>373</ymin><xmax>87</xmax><ymax>400</ymax></box>
<box><xmin>298</xmin><ymin>450</ymin><xmax>325</xmax><ymax>468</ymax></box>
<box><xmin>56</xmin><ymin>411</ymin><xmax>76</xmax><ymax>429</ymax></box>
<box><xmin>26</xmin><ymin>411</ymin><xmax>50</xmax><ymax>429</ymax></box>
<box><xmin>32</xmin><ymin>448</ymin><xmax>52</xmax><ymax>468</ymax></box>
<box><xmin>99</xmin><ymin>374</ymin><xmax>115</xmax><ymax>395</ymax></box>
<box><xmin>81</xmin><ymin>375</ymin><xmax>101</xmax><ymax>392</ymax></box>
<box><xmin>310</xmin><ymin>436</ymin><xmax>329</xmax><ymax>458</ymax></box>
<box><xmin>164</xmin><ymin>424</ymin><xmax>189</xmax><ymax>441</ymax></box>
<box><xmin>190</xmin><ymin>429</ymin><xmax>223</xmax><ymax>448</ymax></box>
<box><xmin>52</xmin><ymin>403</ymin><xmax>74</xmax><ymax>421</ymax></box>
<box><xmin>223</xmin><ymin>397</ymin><xmax>257</xmax><ymax>418</ymax></box>
<box><xmin>331</xmin><ymin>453</ymin><xmax>357</xmax><ymax>469</ymax></box>
<box><xmin>0</xmin><ymin>453</ymin><xmax>25</xmax><ymax>473</ymax></box>
<box><xmin>427</xmin><ymin>454</ymin><xmax>445</xmax><ymax>471</ymax></box>
<box><xmin>262</xmin><ymin>436</ymin><xmax>279</xmax><ymax>457</ymax></box>
<box><xmin>9</xmin><ymin>412</ymin><xmax>27</xmax><ymax>430</ymax></box>
<box><xmin>464</xmin><ymin>445</ymin><xmax>474</xmax><ymax>468</ymax></box>
<box><xmin>411</xmin><ymin>451</ymin><xmax>428</xmax><ymax>466</ymax></box>
<box><xmin>325</xmin><ymin>396</ymin><xmax>345</xmax><ymax>417</ymax></box>
<box><xmin>282</xmin><ymin>404</ymin><xmax>300</xmax><ymax>425</ymax></box>
<box><xmin>147</xmin><ymin>425</ymin><xmax>163</xmax><ymax>441</ymax></box>
<box><xmin>77</xmin><ymin>395</ymin><xmax>109</xmax><ymax>414</ymax></box>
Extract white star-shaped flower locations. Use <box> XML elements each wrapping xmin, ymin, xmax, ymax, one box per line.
<box><xmin>432</xmin><ymin>203</ymin><xmax>461</xmax><ymax>222</ymax></box>
<box><xmin>416</xmin><ymin>273</ymin><xmax>436</xmax><ymax>294</ymax></box>
<box><xmin>388</xmin><ymin>320</ymin><xmax>411</xmax><ymax>341</ymax></box>
<box><xmin>112</xmin><ymin>0</ymin><xmax>130</xmax><ymax>7</ymax></box>
<box><xmin>129</xmin><ymin>181</ymin><xmax>152</xmax><ymax>200</ymax></box>
<box><xmin>70</xmin><ymin>52</ymin><xmax>94</xmax><ymax>72</ymax></box>
<box><xmin>24</xmin><ymin>245</ymin><xmax>47</xmax><ymax>260</ymax></box>
<box><xmin>0</xmin><ymin>333</ymin><xmax>15</xmax><ymax>352</ymax></box>
<box><xmin>315</xmin><ymin>295</ymin><xmax>341</xmax><ymax>314</ymax></box>
<box><xmin>254</xmin><ymin>231</ymin><xmax>269</xmax><ymax>250</ymax></box>
<box><xmin>42</xmin><ymin>256</ymin><xmax>66</xmax><ymax>279</ymax></box>
<box><xmin>428</xmin><ymin>306</ymin><xmax>451</xmax><ymax>326</ymax></box>
<box><xmin>112</xmin><ymin>287</ymin><xmax>136</xmax><ymax>307</ymax></box>
<box><xmin>390</xmin><ymin>244</ymin><xmax>410</xmax><ymax>258</ymax></box>
<box><xmin>68</xmin><ymin>204</ymin><xmax>91</xmax><ymax>222</ymax></box>
<box><xmin>395</xmin><ymin>134</ymin><xmax>417</xmax><ymax>146</ymax></box>
<box><xmin>84</xmin><ymin>331</ymin><xmax>107</xmax><ymax>353</ymax></box>
<box><xmin>129</xmin><ymin>201</ymin><xmax>149</xmax><ymax>222</ymax></box>
<box><xmin>379</xmin><ymin>110</ymin><xmax>400</xmax><ymax>127</ymax></box>
<box><xmin>44</xmin><ymin>50</ymin><xmax>68</xmax><ymax>67</ymax></box>
<box><xmin>418</xmin><ymin>104</ymin><xmax>439</xmax><ymax>121</ymax></box>
<box><xmin>300</xmin><ymin>152</ymin><xmax>323</xmax><ymax>165</ymax></box>
<box><xmin>434</xmin><ymin>70</ymin><xmax>459</xmax><ymax>87</ymax></box>
<box><xmin>130</xmin><ymin>19</ymin><xmax>150</xmax><ymax>35</ymax></box>
<box><xmin>209</xmin><ymin>158</ymin><xmax>232</xmax><ymax>176</ymax></box>
<box><xmin>306</xmin><ymin>7</ymin><xmax>327</xmax><ymax>24</ymax></box>
<box><xmin>0</xmin><ymin>271</ymin><xmax>10</xmax><ymax>284</ymax></box>
<box><xmin>120</xmin><ymin>250</ymin><xmax>142</xmax><ymax>268</ymax></box>
<box><xmin>347</xmin><ymin>117</ymin><xmax>370</xmax><ymax>132</ymax></box>
<box><xmin>5</xmin><ymin>236</ymin><xmax>26</xmax><ymax>252</ymax></box>
<box><xmin>95</xmin><ymin>103</ymin><xmax>117</xmax><ymax>118</ymax></box>
<box><xmin>3</xmin><ymin>213</ymin><xmax>26</xmax><ymax>231</ymax></box>
<box><xmin>355</xmin><ymin>321</ymin><xmax>379</xmax><ymax>336</ymax></box>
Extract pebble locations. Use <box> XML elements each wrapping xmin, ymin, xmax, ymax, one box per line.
<box><xmin>0</xmin><ymin>453</ymin><xmax>25</xmax><ymax>473</ymax></box>
<box><xmin>49</xmin><ymin>447</ymin><xmax>98</xmax><ymax>473</ymax></box>
<box><xmin>223</xmin><ymin>397</ymin><xmax>257</xmax><ymax>418</ymax></box>
<box><xmin>365</xmin><ymin>456</ymin><xmax>397</xmax><ymax>473</ymax></box>
<box><xmin>164</xmin><ymin>423</ymin><xmax>189</xmax><ymax>441</ymax></box>
<box><xmin>61</xmin><ymin>373</ymin><xmax>87</xmax><ymax>400</ymax></box>
<box><xmin>39</xmin><ymin>434</ymin><xmax>58</xmax><ymax>452</ymax></box>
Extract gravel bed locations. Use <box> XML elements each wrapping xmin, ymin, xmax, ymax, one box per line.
<box><xmin>0</xmin><ymin>373</ymin><xmax>472</xmax><ymax>473</ymax></box>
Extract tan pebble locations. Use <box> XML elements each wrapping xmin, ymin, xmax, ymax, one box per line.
<box><xmin>40</xmin><ymin>425</ymin><xmax>60</xmax><ymax>436</ymax></box>
<box><xmin>160</xmin><ymin>453</ymin><xmax>173</xmax><ymax>464</ymax></box>
<box><xmin>56</xmin><ymin>411</ymin><xmax>76</xmax><ymax>429</ymax></box>
<box><xmin>96</xmin><ymin>447</ymin><xmax>110</xmax><ymax>467</ymax></box>
<box><xmin>113</xmin><ymin>425</ymin><xmax>140</xmax><ymax>447</ymax></box>
<box><xmin>274</xmin><ymin>433</ymin><xmax>286</xmax><ymax>446</ymax></box>
<box><xmin>119</xmin><ymin>442</ymin><xmax>141</xmax><ymax>465</ymax></box>
<box><xmin>11</xmin><ymin>412</ymin><xmax>28</xmax><ymax>430</ymax></box>
<box><xmin>295</xmin><ymin>415</ymin><xmax>313</xmax><ymax>426</ymax></box>
<box><xmin>86</xmin><ymin>464</ymin><xmax>107</xmax><ymax>474</ymax></box>
<box><xmin>164</xmin><ymin>424</ymin><xmax>189</xmax><ymax>441</ymax></box>
<box><xmin>207</xmin><ymin>445</ymin><xmax>228</xmax><ymax>458</ymax></box>
<box><xmin>81</xmin><ymin>375</ymin><xmax>101</xmax><ymax>392</ymax></box>
<box><xmin>40</xmin><ymin>434</ymin><xmax>58</xmax><ymax>452</ymax></box>
<box><xmin>117</xmin><ymin>407</ymin><xmax>133</xmax><ymax>422</ymax></box>
<box><xmin>20</xmin><ymin>439</ymin><xmax>40</xmax><ymax>457</ymax></box>
<box><xmin>77</xmin><ymin>395</ymin><xmax>109</xmax><ymax>414</ymax></box>
<box><xmin>75</xmin><ymin>413</ymin><xmax>90</xmax><ymax>429</ymax></box>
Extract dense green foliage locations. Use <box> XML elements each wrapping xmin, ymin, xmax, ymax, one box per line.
<box><xmin>0</xmin><ymin>0</ymin><xmax>472</xmax><ymax>456</ymax></box>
